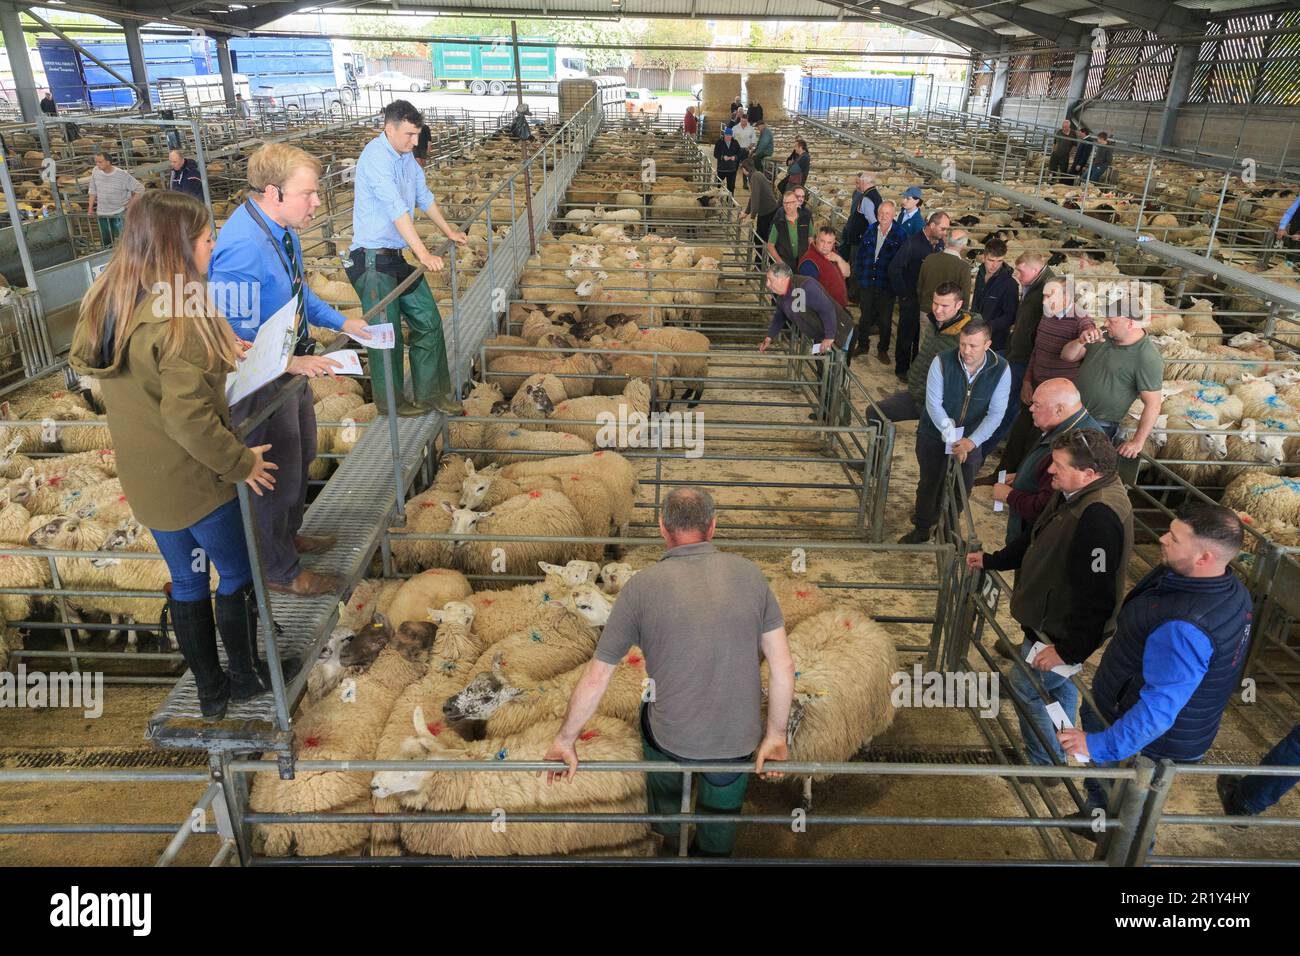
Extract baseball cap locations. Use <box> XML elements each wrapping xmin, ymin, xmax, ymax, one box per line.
<box><xmin>904</xmin><ymin>186</ymin><xmax>923</xmax><ymax>199</ymax></box>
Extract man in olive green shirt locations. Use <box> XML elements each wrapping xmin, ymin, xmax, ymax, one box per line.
<box><xmin>1062</xmin><ymin>310</ymin><xmax>1163</xmax><ymax>457</ymax></box>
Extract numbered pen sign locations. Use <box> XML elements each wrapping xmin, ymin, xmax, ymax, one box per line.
<box><xmin>90</xmin><ymin>262</ymin><xmax>110</xmax><ymax>280</ymax></box>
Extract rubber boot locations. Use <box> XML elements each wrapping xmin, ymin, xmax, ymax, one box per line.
<box><xmin>165</xmin><ymin>593</ymin><xmax>229</xmax><ymax>722</ymax></box>
<box><xmin>214</xmin><ymin>582</ymin><xmax>300</xmax><ymax>702</ymax></box>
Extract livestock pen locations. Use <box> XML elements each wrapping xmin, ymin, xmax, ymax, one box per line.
<box><xmin>4</xmin><ymin>93</ymin><xmax>1300</xmax><ymax>868</ymax></box>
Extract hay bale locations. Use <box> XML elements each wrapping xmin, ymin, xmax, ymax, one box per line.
<box><xmin>745</xmin><ymin>73</ymin><xmax>787</xmax><ymax>123</ymax></box>
<box><xmin>701</xmin><ymin>72</ymin><xmax>742</xmax><ymax>138</ymax></box>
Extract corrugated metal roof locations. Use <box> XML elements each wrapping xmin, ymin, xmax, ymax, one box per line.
<box><xmin>45</xmin><ymin>0</ymin><xmax>1297</xmax><ymax>54</ymax></box>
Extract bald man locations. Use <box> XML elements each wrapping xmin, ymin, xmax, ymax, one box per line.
<box><xmin>990</xmin><ymin>378</ymin><xmax>1102</xmax><ymax>544</ymax></box>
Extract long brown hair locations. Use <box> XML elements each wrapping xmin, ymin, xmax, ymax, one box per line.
<box><xmin>78</xmin><ymin>190</ymin><xmax>238</xmax><ymax>370</ymax></box>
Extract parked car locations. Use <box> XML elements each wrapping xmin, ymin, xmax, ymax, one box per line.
<box><xmin>253</xmin><ymin>83</ymin><xmax>354</xmax><ymax>118</ymax></box>
<box><xmin>625</xmin><ymin>87</ymin><xmax>661</xmax><ymax>116</ymax></box>
<box><xmin>362</xmin><ymin>70</ymin><xmax>431</xmax><ymax>93</ymax></box>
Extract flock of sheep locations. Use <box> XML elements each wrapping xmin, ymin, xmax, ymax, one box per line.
<box><xmin>248</xmin><ymin>552</ymin><xmax>897</xmax><ymax>858</ymax></box>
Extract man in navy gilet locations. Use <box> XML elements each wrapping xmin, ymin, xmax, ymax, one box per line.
<box><xmin>1059</xmin><ymin>503</ymin><xmax>1252</xmax><ymax>820</ymax></box>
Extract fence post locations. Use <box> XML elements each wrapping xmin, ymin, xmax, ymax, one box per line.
<box><xmin>1103</xmin><ymin>755</ymin><xmax>1156</xmax><ymax>866</ymax></box>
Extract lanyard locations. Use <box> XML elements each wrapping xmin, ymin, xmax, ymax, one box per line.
<box><xmin>242</xmin><ymin>199</ymin><xmax>306</xmax><ymax>341</ymax></box>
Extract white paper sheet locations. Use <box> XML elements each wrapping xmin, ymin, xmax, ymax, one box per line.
<box><xmin>1044</xmin><ymin>700</ymin><xmax>1091</xmax><ymax>764</ymax></box>
<box><xmin>943</xmin><ymin>424</ymin><xmax>964</xmax><ymax>455</ymax></box>
<box><xmin>348</xmin><ymin>322</ymin><xmax>394</xmax><ymax>349</ymax></box>
<box><xmin>1027</xmin><ymin>639</ymin><xmax>1084</xmax><ymax>679</ymax></box>
<box><xmin>321</xmin><ymin>349</ymin><xmax>364</xmax><ymax>376</ymax></box>
<box><xmin>225</xmin><ymin>297</ymin><xmax>297</xmax><ymax>406</ymax></box>
<box><xmin>993</xmin><ymin>469</ymin><xmax>1007</xmax><ymax>512</ymax></box>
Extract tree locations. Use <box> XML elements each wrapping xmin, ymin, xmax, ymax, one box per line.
<box><xmin>634</xmin><ymin>19</ymin><xmax>711</xmax><ymax>91</ymax></box>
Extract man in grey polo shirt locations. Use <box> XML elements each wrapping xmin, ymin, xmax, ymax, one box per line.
<box><xmin>87</xmin><ymin>152</ymin><xmax>145</xmax><ymax>248</ymax></box>
<box><xmin>545</xmin><ymin>487</ymin><xmax>795</xmax><ymax>857</ymax></box>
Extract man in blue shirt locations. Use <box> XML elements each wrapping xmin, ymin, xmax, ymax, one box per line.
<box><xmin>1060</xmin><ymin>504</ymin><xmax>1252</xmax><ymax>824</ymax></box>
<box><xmin>345</xmin><ymin>99</ymin><xmax>467</xmax><ymax>416</ymax></box>
<box><xmin>1278</xmin><ymin>194</ymin><xmax>1300</xmax><ymax>264</ymax></box>
<box><xmin>210</xmin><ymin>142</ymin><xmax>371</xmax><ymax>597</ymax></box>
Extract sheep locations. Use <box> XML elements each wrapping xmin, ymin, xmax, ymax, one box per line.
<box><xmin>1232</xmin><ymin>374</ymin><xmax>1278</xmax><ymax>409</ymax></box>
<box><xmin>480</xmin><ymin>421</ymin><xmax>595</xmax><ymax>466</ymax></box>
<box><xmin>306</xmin><ymin>626</ymin><xmax>353</xmax><ymax>702</ymax></box>
<box><xmin>1157</xmin><ymin>420</ymin><xmax>1228</xmax><ymax>486</ymax></box>
<box><xmin>447</xmin><ymin>382</ymin><xmax>504</xmax><ymax>455</ymax></box>
<box><xmin>437</xmin><ymin>646</ymin><xmax>646</xmax><ymax>741</ymax></box>
<box><xmin>499</xmin><ymin>450</ymin><xmax>639</xmax><ymax>536</ymax></box>
<box><xmin>462</xmin><ymin>465</ymin><xmax>614</xmax><ymax>559</ymax></box>
<box><xmin>510</xmin><ymin>374</ymin><xmax>566</xmax><ymax>420</ymax></box>
<box><xmin>463</xmin><ymin>582</ymin><xmax>573</xmax><ymax>646</ymax></box>
<box><xmin>249</xmin><ymin>614</ymin><xmax>436</xmax><ymax>857</ymax></box>
<box><xmin>0</xmin><ymin>493</ymin><xmax>52</xmax><ymax>626</ymax></box>
<box><xmin>384</xmin><ymin>568</ymin><xmax>473</xmax><ymax>629</ymax></box>
<box><xmin>441</xmin><ymin>489</ymin><xmax>587</xmax><ymax>578</ymax></box>
<box><xmin>634</xmin><ymin>327</ymin><xmax>711</xmax><ymax>407</ymax></box>
<box><xmin>1223</xmin><ymin>473</ymin><xmax>1300</xmax><ymax>528</ymax></box>
<box><xmin>1240</xmin><ymin>394</ymin><xmax>1296</xmax><ymax>424</ymax></box>
<box><xmin>6</xmin><ymin>465</ymin><xmax>113</xmax><ymax>516</ymax></box>
<box><xmin>338</xmin><ymin>579</ymin><xmax>403</xmax><ymax>633</ymax></box>
<box><xmin>538</xmin><ymin>559</ymin><xmax>602</xmax><ymax>589</ymax></box>
<box><xmin>0</xmin><ymin>440</ymin><xmax>116</xmax><ymax>480</ymax></box>
<box><xmin>24</xmin><ymin>513</ymin><xmax>116</xmax><ymax>638</ymax></box>
<box><xmin>769</xmin><ymin>607</ymin><xmax>899</xmax><ymax>767</ymax></box>
<box><xmin>485</xmin><ymin>352</ymin><xmax>604</xmax><ymax>398</ymax></box>
<box><xmin>389</xmin><ymin>487</ymin><xmax>460</xmax><ymax>573</ymax></box>
<box><xmin>370</xmin><ymin>708</ymin><xmax>649</xmax><ymax>858</ymax></box>
<box><xmin>91</xmin><ymin>518</ymin><xmax>217</xmax><ymax>650</ymax></box>
<box><xmin>597</xmin><ymin>561</ymin><xmax>637</xmax><ymax>594</ymax></box>
<box><xmin>1162</xmin><ymin>386</ymin><xmax>1243</xmax><ymax>425</ymax></box>
<box><xmin>457</xmin><ymin>599</ymin><xmax>603</xmax><ymax>698</ymax></box>
<box><xmin>547</xmin><ymin>379</ymin><xmax>652</xmax><ymax>447</ymax></box>
<box><xmin>595</xmin><ymin>343</ymin><xmax>678</xmax><ymax>402</ymax></box>
<box><xmin>766</xmin><ymin>574</ymin><xmax>834</xmax><ymax>631</ymax></box>
<box><xmin>1222</xmin><ymin>419</ymin><xmax>1292</xmax><ymax>482</ymax></box>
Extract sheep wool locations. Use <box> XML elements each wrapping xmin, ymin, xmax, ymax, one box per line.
<box><xmin>384</xmin><ymin>568</ymin><xmax>473</xmax><ymax>629</ymax></box>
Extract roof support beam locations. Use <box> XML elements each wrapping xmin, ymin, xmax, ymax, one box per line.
<box><xmin>1156</xmin><ymin>42</ymin><xmax>1196</xmax><ymax>148</ymax></box>
<box><xmin>824</xmin><ymin>0</ymin><xmax>1003</xmax><ymax>51</ymax></box>
<box><xmin>967</xmin><ymin>2</ymin><xmax>1088</xmax><ymax>47</ymax></box>
<box><xmin>1083</xmin><ymin>0</ymin><xmax>1207</xmax><ymax>40</ymax></box>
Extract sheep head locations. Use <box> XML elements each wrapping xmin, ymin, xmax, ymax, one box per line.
<box><xmin>1238</xmin><ymin>419</ymin><xmax>1285</xmax><ymax>466</ymax></box>
<box><xmin>5</xmin><ymin>467</ymin><xmax>37</xmax><ymax>508</ymax></box>
<box><xmin>1189</xmin><ymin>421</ymin><xmax>1229</xmax><ymax>461</ymax></box>
<box><xmin>597</xmin><ymin>561</ymin><xmax>637</xmax><ymax>593</ymax></box>
<box><xmin>563</xmin><ymin>584</ymin><xmax>614</xmax><ymax>627</ymax></box>
<box><xmin>517</xmin><ymin>378</ymin><xmax>556</xmax><ymax>417</ymax></box>
<box><xmin>539</xmin><ymin>559</ymin><xmax>599</xmax><ymax>588</ymax></box>
<box><xmin>459</xmin><ymin>468</ymin><xmax>502</xmax><ymax>508</ymax></box>
<box><xmin>441</xmin><ymin>654</ymin><xmax>524</xmax><ymax>740</ymax></box>
<box><xmin>369</xmin><ymin>706</ymin><xmax>470</xmax><ymax>800</ymax></box>
<box><xmin>394</xmin><ymin>620</ymin><xmax>437</xmax><ymax>663</ymax></box>
<box><xmin>339</xmin><ymin>613</ymin><xmax>392</xmax><ymax>668</ymax></box>
<box><xmin>439</xmin><ymin>501</ymin><xmax>493</xmax><ymax>548</ymax></box>
<box><xmin>26</xmin><ymin>513</ymin><xmax>106</xmax><ymax>552</ymax></box>
<box><xmin>429</xmin><ymin>599</ymin><xmax>476</xmax><ymax>629</ymax></box>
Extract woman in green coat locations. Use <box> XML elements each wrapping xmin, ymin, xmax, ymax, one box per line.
<box><xmin>70</xmin><ymin>190</ymin><xmax>285</xmax><ymax>720</ymax></box>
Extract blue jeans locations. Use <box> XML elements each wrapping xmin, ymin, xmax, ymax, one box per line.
<box><xmin>1007</xmin><ymin>635</ymin><xmax>1078</xmax><ymax>766</ymax></box>
<box><xmin>981</xmin><ymin>358</ymin><xmax>1024</xmax><ymax>457</ymax></box>
<box><xmin>151</xmin><ymin>498</ymin><xmax>253</xmax><ymax>600</ymax></box>
<box><xmin>1079</xmin><ymin>697</ymin><xmax>1114</xmax><ymax>812</ymax></box>
<box><xmin>1235</xmin><ymin>723</ymin><xmax>1300</xmax><ymax>814</ymax></box>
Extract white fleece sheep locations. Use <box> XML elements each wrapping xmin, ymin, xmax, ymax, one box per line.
<box><xmin>249</xmin><ymin>616</ymin><xmax>436</xmax><ymax>857</ymax></box>
<box><xmin>1222</xmin><ymin>473</ymin><xmax>1300</xmax><ymax>528</ymax></box>
<box><xmin>370</xmin><ymin>709</ymin><xmax>649</xmax><ymax>859</ymax></box>
<box><xmin>547</xmin><ymin>379</ymin><xmax>652</xmax><ymax>447</ymax></box>
<box><xmin>384</xmin><ymin>568</ymin><xmax>473</xmax><ymax>629</ymax></box>
<box><xmin>767</xmin><ymin>606</ymin><xmax>899</xmax><ymax>767</ymax></box>
<box><xmin>499</xmin><ymin>450</ymin><xmax>639</xmax><ymax>536</ymax></box>
<box><xmin>442</xmin><ymin>489</ymin><xmax>588</xmax><ymax>577</ymax></box>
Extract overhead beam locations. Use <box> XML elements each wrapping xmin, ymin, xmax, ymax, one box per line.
<box><xmin>822</xmin><ymin>0</ymin><xmax>1003</xmax><ymax>51</ymax></box>
<box><xmin>1082</xmin><ymin>0</ymin><xmax>1206</xmax><ymax>39</ymax></box>
<box><xmin>0</xmin><ymin>2</ymin><xmax>39</xmax><ymax>121</ymax></box>
<box><xmin>1155</xmin><ymin>42</ymin><xmax>1195</xmax><ymax>149</ymax></box>
<box><xmin>964</xmin><ymin>2</ymin><xmax>1089</xmax><ymax>47</ymax></box>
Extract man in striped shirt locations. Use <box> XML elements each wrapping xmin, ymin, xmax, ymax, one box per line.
<box><xmin>87</xmin><ymin>153</ymin><xmax>144</xmax><ymax>248</ymax></box>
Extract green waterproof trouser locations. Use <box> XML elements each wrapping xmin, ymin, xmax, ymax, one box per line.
<box><xmin>348</xmin><ymin>250</ymin><xmax>452</xmax><ymax>407</ymax></box>
<box><xmin>97</xmin><ymin>214</ymin><xmax>124</xmax><ymax>248</ymax></box>
<box><xmin>640</xmin><ymin>705</ymin><xmax>751</xmax><ymax>856</ymax></box>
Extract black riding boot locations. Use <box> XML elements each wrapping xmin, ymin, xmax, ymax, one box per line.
<box><xmin>214</xmin><ymin>582</ymin><xmax>300</xmax><ymax>702</ymax></box>
<box><xmin>165</xmin><ymin>593</ymin><xmax>229</xmax><ymax>721</ymax></box>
